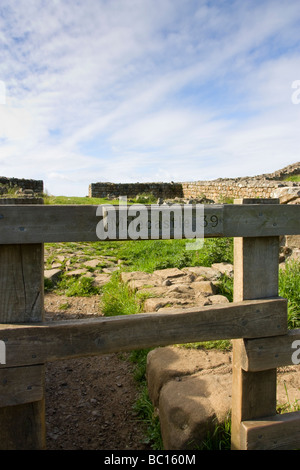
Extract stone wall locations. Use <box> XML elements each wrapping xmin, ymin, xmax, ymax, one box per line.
<box><xmin>0</xmin><ymin>176</ymin><xmax>43</xmax><ymax>194</ymax></box>
<box><xmin>181</xmin><ymin>162</ymin><xmax>300</xmax><ymax>201</ymax></box>
<box><xmin>183</xmin><ymin>179</ymin><xmax>300</xmax><ymax>201</ymax></box>
<box><xmin>89</xmin><ymin>182</ymin><xmax>183</xmax><ymax>200</ymax></box>
<box><xmin>89</xmin><ymin>162</ymin><xmax>300</xmax><ymax>203</ymax></box>
<box><xmin>180</xmin><ymin>179</ymin><xmax>290</xmax><ymax>201</ymax></box>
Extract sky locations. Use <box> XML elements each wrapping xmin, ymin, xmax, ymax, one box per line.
<box><xmin>0</xmin><ymin>0</ymin><xmax>300</xmax><ymax>197</ymax></box>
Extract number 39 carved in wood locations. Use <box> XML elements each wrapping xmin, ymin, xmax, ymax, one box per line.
<box><xmin>203</xmin><ymin>215</ymin><xmax>219</xmax><ymax>227</ymax></box>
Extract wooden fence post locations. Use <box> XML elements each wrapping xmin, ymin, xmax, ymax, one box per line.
<box><xmin>0</xmin><ymin>197</ymin><xmax>45</xmax><ymax>450</ymax></box>
<box><xmin>231</xmin><ymin>198</ymin><xmax>280</xmax><ymax>450</ymax></box>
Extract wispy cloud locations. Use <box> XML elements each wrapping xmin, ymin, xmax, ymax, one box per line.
<box><xmin>0</xmin><ymin>0</ymin><xmax>299</xmax><ymax>195</ymax></box>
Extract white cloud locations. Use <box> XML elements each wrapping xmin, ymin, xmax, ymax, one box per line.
<box><xmin>0</xmin><ymin>0</ymin><xmax>299</xmax><ymax>195</ymax></box>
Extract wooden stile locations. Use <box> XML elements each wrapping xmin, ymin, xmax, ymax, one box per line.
<box><xmin>0</xmin><ymin>197</ymin><xmax>299</xmax><ymax>450</ymax></box>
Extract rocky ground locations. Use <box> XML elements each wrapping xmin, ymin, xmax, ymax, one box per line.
<box><xmin>44</xmin><ymin>293</ymin><xmax>153</xmax><ymax>451</ymax></box>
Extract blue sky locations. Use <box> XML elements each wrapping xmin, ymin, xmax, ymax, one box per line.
<box><xmin>0</xmin><ymin>0</ymin><xmax>300</xmax><ymax>196</ymax></box>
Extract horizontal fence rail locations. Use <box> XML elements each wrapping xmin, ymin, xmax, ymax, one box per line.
<box><xmin>240</xmin><ymin>328</ymin><xmax>300</xmax><ymax>371</ymax></box>
<box><xmin>0</xmin><ymin>203</ymin><xmax>299</xmax><ymax>243</ymax></box>
<box><xmin>240</xmin><ymin>411</ymin><xmax>300</xmax><ymax>450</ymax></box>
<box><xmin>0</xmin><ymin>298</ymin><xmax>287</xmax><ymax>370</ymax></box>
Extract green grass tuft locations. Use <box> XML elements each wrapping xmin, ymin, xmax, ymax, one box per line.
<box><xmin>56</xmin><ymin>275</ymin><xmax>101</xmax><ymax>297</ymax></box>
<box><xmin>100</xmin><ymin>272</ymin><xmax>141</xmax><ymax>316</ymax></box>
<box><xmin>279</xmin><ymin>260</ymin><xmax>300</xmax><ymax>329</ymax></box>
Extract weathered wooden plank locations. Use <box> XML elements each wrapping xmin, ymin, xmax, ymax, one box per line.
<box><xmin>0</xmin><ymin>244</ymin><xmax>44</xmax><ymax>323</ymax></box>
<box><xmin>240</xmin><ymin>328</ymin><xmax>300</xmax><ymax>371</ymax></box>
<box><xmin>223</xmin><ymin>203</ymin><xmax>300</xmax><ymax>237</ymax></box>
<box><xmin>0</xmin><ymin>198</ymin><xmax>46</xmax><ymax>450</ymax></box>
<box><xmin>0</xmin><ymin>299</ymin><xmax>287</xmax><ymax>369</ymax></box>
<box><xmin>0</xmin><ymin>399</ymin><xmax>45</xmax><ymax>450</ymax></box>
<box><xmin>233</xmin><ymin>237</ymin><xmax>279</xmax><ymax>300</ymax></box>
<box><xmin>0</xmin><ymin>204</ymin><xmax>221</xmax><ymax>243</ymax></box>
<box><xmin>240</xmin><ymin>411</ymin><xmax>300</xmax><ymax>450</ymax></box>
<box><xmin>231</xmin><ymin>198</ymin><xmax>281</xmax><ymax>451</ymax></box>
<box><xmin>0</xmin><ymin>203</ymin><xmax>299</xmax><ymax>244</ymax></box>
<box><xmin>0</xmin><ymin>365</ymin><xmax>44</xmax><ymax>407</ymax></box>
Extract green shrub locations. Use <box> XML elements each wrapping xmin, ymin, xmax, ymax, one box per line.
<box><xmin>279</xmin><ymin>260</ymin><xmax>300</xmax><ymax>329</ymax></box>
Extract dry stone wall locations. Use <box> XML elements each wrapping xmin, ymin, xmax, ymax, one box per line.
<box><xmin>0</xmin><ymin>176</ymin><xmax>43</xmax><ymax>194</ymax></box>
<box><xmin>89</xmin><ymin>182</ymin><xmax>183</xmax><ymax>200</ymax></box>
<box><xmin>180</xmin><ymin>179</ymin><xmax>289</xmax><ymax>201</ymax></box>
<box><xmin>90</xmin><ymin>162</ymin><xmax>300</xmax><ymax>203</ymax></box>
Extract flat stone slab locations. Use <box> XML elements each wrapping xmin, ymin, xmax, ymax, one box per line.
<box><xmin>92</xmin><ymin>274</ymin><xmax>111</xmax><ymax>286</ymax></box>
<box><xmin>153</xmin><ymin>268</ymin><xmax>186</xmax><ymax>279</ymax></box>
<box><xmin>44</xmin><ymin>268</ymin><xmax>63</xmax><ymax>282</ymax></box>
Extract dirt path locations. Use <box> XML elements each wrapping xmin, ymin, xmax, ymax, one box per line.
<box><xmin>44</xmin><ymin>293</ymin><xmax>152</xmax><ymax>451</ymax></box>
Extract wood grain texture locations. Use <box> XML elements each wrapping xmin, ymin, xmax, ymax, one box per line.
<box><xmin>0</xmin><ymin>365</ymin><xmax>44</xmax><ymax>407</ymax></box>
<box><xmin>240</xmin><ymin>411</ymin><xmax>300</xmax><ymax>450</ymax></box>
<box><xmin>0</xmin><ymin>203</ymin><xmax>299</xmax><ymax>243</ymax></box>
<box><xmin>240</xmin><ymin>328</ymin><xmax>300</xmax><ymax>371</ymax></box>
<box><xmin>0</xmin><ymin>299</ymin><xmax>287</xmax><ymax>369</ymax></box>
<box><xmin>231</xmin><ymin>198</ymin><xmax>281</xmax><ymax>450</ymax></box>
<box><xmin>0</xmin><ymin>198</ymin><xmax>45</xmax><ymax>450</ymax></box>
<box><xmin>0</xmin><ymin>399</ymin><xmax>45</xmax><ymax>450</ymax></box>
<box><xmin>0</xmin><ymin>244</ymin><xmax>44</xmax><ymax>323</ymax></box>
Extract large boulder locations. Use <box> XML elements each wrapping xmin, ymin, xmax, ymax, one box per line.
<box><xmin>159</xmin><ymin>372</ymin><xmax>232</xmax><ymax>450</ymax></box>
<box><xmin>271</xmin><ymin>187</ymin><xmax>300</xmax><ymax>204</ymax></box>
<box><xmin>146</xmin><ymin>346</ymin><xmax>232</xmax><ymax>450</ymax></box>
<box><xmin>147</xmin><ymin>346</ymin><xmax>231</xmax><ymax>407</ymax></box>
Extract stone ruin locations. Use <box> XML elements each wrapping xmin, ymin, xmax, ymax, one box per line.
<box><xmin>89</xmin><ymin>161</ymin><xmax>300</xmax><ymax>204</ymax></box>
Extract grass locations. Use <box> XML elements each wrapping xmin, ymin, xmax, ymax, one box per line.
<box><xmin>283</xmin><ymin>175</ymin><xmax>300</xmax><ymax>182</ymax></box>
<box><xmin>42</xmin><ymin>192</ymin><xmax>158</xmax><ymax>206</ymax></box>
<box><xmin>56</xmin><ymin>275</ymin><xmax>101</xmax><ymax>297</ymax></box>
<box><xmin>43</xmin><ymin>194</ymin><xmax>112</xmax><ymax>205</ymax></box>
<box><xmin>277</xmin><ymin>382</ymin><xmax>300</xmax><ymax>414</ymax></box>
<box><xmin>0</xmin><ymin>183</ymin><xmax>22</xmax><ymax>196</ymax></box>
<box><xmin>129</xmin><ymin>348</ymin><xmax>163</xmax><ymax>450</ymax></box>
<box><xmin>196</xmin><ymin>414</ymin><xmax>232</xmax><ymax>450</ymax></box>
<box><xmin>110</xmin><ymin>237</ymin><xmax>233</xmax><ymax>273</ymax></box>
<box><xmin>100</xmin><ymin>272</ymin><xmax>141</xmax><ymax>316</ymax></box>
<box><xmin>279</xmin><ymin>260</ymin><xmax>300</xmax><ymax>329</ymax></box>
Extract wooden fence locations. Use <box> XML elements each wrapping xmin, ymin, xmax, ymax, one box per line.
<box><xmin>0</xmin><ymin>197</ymin><xmax>299</xmax><ymax>450</ymax></box>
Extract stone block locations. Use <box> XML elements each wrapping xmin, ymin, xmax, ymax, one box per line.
<box><xmin>190</xmin><ymin>281</ymin><xmax>217</xmax><ymax>295</ymax></box>
<box><xmin>44</xmin><ymin>268</ymin><xmax>62</xmax><ymax>283</ymax></box>
<box><xmin>158</xmin><ymin>372</ymin><xmax>232</xmax><ymax>450</ymax></box>
<box><xmin>146</xmin><ymin>346</ymin><xmax>232</xmax><ymax>450</ymax></box>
